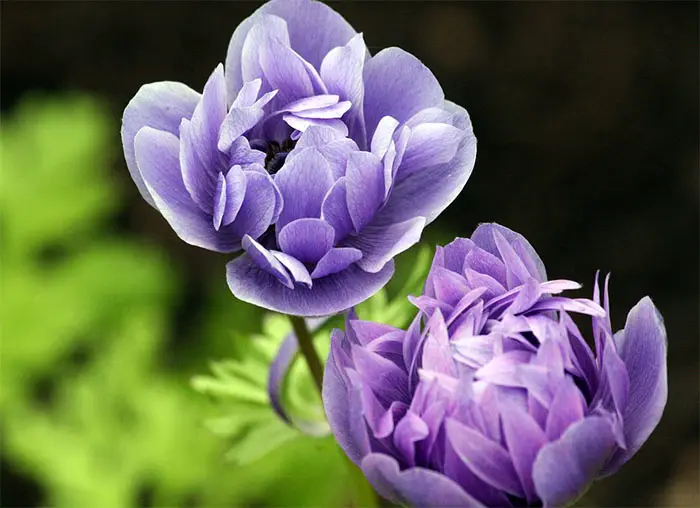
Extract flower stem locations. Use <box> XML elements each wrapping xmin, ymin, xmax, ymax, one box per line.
<box><xmin>288</xmin><ymin>315</ymin><xmax>324</xmax><ymax>396</ymax></box>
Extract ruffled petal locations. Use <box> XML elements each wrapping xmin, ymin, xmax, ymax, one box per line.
<box><xmin>179</xmin><ymin>65</ymin><xmax>229</xmax><ymax>213</ymax></box>
<box><xmin>226</xmin><ymin>255</ymin><xmax>394</xmax><ymax>316</ymax></box>
<box><xmin>274</xmin><ymin>147</ymin><xmax>335</xmax><ymax>228</ymax></box>
<box><xmin>397</xmin><ymin>122</ymin><xmax>465</xmax><ymax>180</ymax></box>
<box><xmin>321</xmin><ymin>177</ymin><xmax>353</xmax><ymax>243</ymax></box>
<box><xmin>471</xmin><ymin>223</ymin><xmax>547</xmax><ymax>283</ymax></box>
<box><xmin>361</xmin><ymin>453</ymin><xmax>485</xmax><ymax>508</ymax></box>
<box><xmin>122</xmin><ymin>81</ymin><xmax>200</xmax><ymax>206</ymax></box>
<box><xmin>322</xmin><ymin>340</ymin><xmax>370</xmax><ymax>465</ymax></box>
<box><xmin>320</xmin><ymin>33</ymin><xmax>368</xmax><ymax>146</ymax></box>
<box><xmin>278</xmin><ymin>218</ymin><xmax>335</xmax><ymax>264</ymax></box>
<box><xmin>446</xmin><ymin>418</ymin><xmax>525</xmax><ymax>498</ymax></box>
<box><xmin>363</xmin><ymin>48</ymin><xmax>444</xmax><ymax>139</ymax></box>
<box><xmin>222</xmin><ymin>170</ymin><xmax>279</xmax><ymax>242</ymax></box>
<box><xmin>601</xmin><ymin>297</ymin><xmax>667</xmax><ymax>475</ymax></box>
<box><xmin>134</xmin><ymin>127</ymin><xmax>235</xmax><ymax>252</ymax></box>
<box><xmin>311</xmin><ymin>247</ymin><xmax>363</xmax><ymax>279</ymax></box>
<box><xmin>377</xmin><ymin>130</ymin><xmax>476</xmax><ymax>225</ymax></box>
<box><xmin>533</xmin><ymin>416</ymin><xmax>617</xmax><ymax>507</ymax></box>
<box><xmin>346</xmin><ymin>151</ymin><xmax>384</xmax><ymax>232</ymax></box>
<box><xmin>344</xmin><ymin>217</ymin><xmax>426</xmax><ymax>273</ymax></box>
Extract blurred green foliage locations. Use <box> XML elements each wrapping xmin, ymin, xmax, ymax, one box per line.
<box><xmin>0</xmin><ymin>94</ymin><xmax>433</xmax><ymax>507</ymax></box>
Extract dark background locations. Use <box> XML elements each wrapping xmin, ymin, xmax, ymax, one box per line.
<box><xmin>2</xmin><ymin>1</ymin><xmax>698</xmax><ymax>506</ymax></box>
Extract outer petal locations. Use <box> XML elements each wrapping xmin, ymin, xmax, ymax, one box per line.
<box><xmin>134</xmin><ymin>127</ymin><xmax>236</xmax><ymax>252</ymax></box>
<box><xmin>471</xmin><ymin>223</ymin><xmax>547</xmax><ymax>283</ymax></box>
<box><xmin>363</xmin><ymin>48</ymin><xmax>444</xmax><ymax>139</ymax></box>
<box><xmin>533</xmin><ymin>416</ymin><xmax>617</xmax><ymax>507</ymax></box>
<box><xmin>320</xmin><ymin>33</ymin><xmax>368</xmax><ymax>146</ymax></box>
<box><xmin>180</xmin><ymin>65</ymin><xmax>228</xmax><ymax>213</ymax></box>
<box><xmin>226</xmin><ymin>255</ymin><xmax>394</xmax><ymax>316</ymax></box>
<box><xmin>345</xmin><ymin>217</ymin><xmax>426</xmax><ymax>274</ymax></box>
<box><xmin>361</xmin><ymin>453</ymin><xmax>486</xmax><ymax>508</ymax></box>
<box><xmin>122</xmin><ymin>81</ymin><xmax>200</xmax><ymax>206</ymax></box>
<box><xmin>322</xmin><ymin>340</ymin><xmax>370</xmax><ymax>465</ymax></box>
<box><xmin>601</xmin><ymin>297</ymin><xmax>667</xmax><ymax>475</ymax></box>
<box><xmin>346</xmin><ymin>151</ymin><xmax>384</xmax><ymax>232</ymax></box>
<box><xmin>274</xmin><ymin>147</ymin><xmax>335</xmax><ymax>228</ymax></box>
<box><xmin>225</xmin><ymin>0</ymin><xmax>358</xmax><ymax>99</ymax></box>
<box><xmin>377</xmin><ymin>131</ymin><xmax>476</xmax><ymax>225</ymax></box>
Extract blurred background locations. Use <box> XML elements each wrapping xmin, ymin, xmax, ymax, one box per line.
<box><xmin>1</xmin><ymin>1</ymin><xmax>697</xmax><ymax>507</ymax></box>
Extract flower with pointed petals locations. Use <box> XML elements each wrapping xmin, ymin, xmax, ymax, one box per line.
<box><xmin>323</xmin><ymin>223</ymin><xmax>667</xmax><ymax>507</ymax></box>
<box><xmin>121</xmin><ymin>0</ymin><xmax>476</xmax><ymax>316</ymax></box>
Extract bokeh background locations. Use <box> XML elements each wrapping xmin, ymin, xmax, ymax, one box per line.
<box><xmin>1</xmin><ymin>1</ymin><xmax>698</xmax><ymax>507</ymax></box>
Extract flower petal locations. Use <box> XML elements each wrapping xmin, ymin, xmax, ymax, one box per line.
<box><xmin>361</xmin><ymin>453</ymin><xmax>485</xmax><ymax>508</ymax></box>
<box><xmin>222</xmin><ymin>171</ymin><xmax>279</xmax><ymax>242</ymax></box>
<box><xmin>278</xmin><ymin>218</ymin><xmax>335</xmax><ymax>264</ymax></box>
<box><xmin>323</xmin><ymin>339</ymin><xmax>371</xmax><ymax>465</ymax></box>
<box><xmin>274</xmin><ymin>147</ymin><xmax>335</xmax><ymax>228</ymax></box>
<box><xmin>311</xmin><ymin>247</ymin><xmax>363</xmax><ymax>279</ymax></box>
<box><xmin>397</xmin><ymin>122</ymin><xmax>465</xmax><ymax>180</ymax></box>
<box><xmin>320</xmin><ymin>33</ymin><xmax>368</xmax><ymax>146</ymax></box>
<box><xmin>134</xmin><ymin>127</ymin><xmax>236</xmax><ymax>252</ymax></box>
<box><xmin>122</xmin><ymin>81</ymin><xmax>200</xmax><ymax>206</ymax></box>
<box><xmin>501</xmin><ymin>403</ymin><xmax>548</xmax><ymax>504</ymax></box>
<box><xmin>241</xmin><ymin>235</ymin><xmax>293</xmax><ymax>289</ymax></box>
<box><xmin>179</xmin><ymin>65</ymin><xmax>228</xmax><ymax>213</ymax></box>
<box><xmin>346</xmin><ymin>151</ymin><xmax>384</xmax><ymax>232</ymax></box>
<box><xmin>471</xmin><ymin>223</ymin><xmax>547</xmax><ymax>283</ymax></box>
<box><xmin>377</xmin><ymin>131</ymin><xmax>476</xmax><ymax>225</ymax></box>
<box><xmin>363</xmin><ymin>47</ymin><xmax>444</xmax><ymax>139</ymax></box>
<box><xmin>533</xmin><ymin>416</ymin><xmax>617</xmax><ymax>507</ymax></box>
<box><xmin>226</xmin><ymin>255</ymin><xmax>394</xmax><ymax>316</ymax></box>
<box><xmin>345</xmin><ymin>217</ymin><xmax>426</xmax><ymax>273</ymax></box>
<box><xmin>601</xmin><ymin>297</ymin><xmax>667</xmax><ymax>475</ymax></box>
<box><xmin>321</xmin><ymin>177</ymin><xmax>354</xmax><ymax>243</ymax></box>
<box><xmin>445</xmin><ymin>418</ymin><xmax>525</xmax><ymax>498</ymax></box>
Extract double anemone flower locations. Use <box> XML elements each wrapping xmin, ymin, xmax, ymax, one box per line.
<box><xmin>122</xmin><ymin>0</ymin><xmax>475</xmax><ymax>316</ymax></box>
<box><xmin>121</xmin><ymin>1</ymin><xmax>667</xmax><ymax>506</ymax></box>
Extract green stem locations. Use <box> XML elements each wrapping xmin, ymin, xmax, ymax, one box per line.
<box><xmin>288</xmin><ymin>315</ymin><xmax>324</xmax><ymax>396</ymax></box>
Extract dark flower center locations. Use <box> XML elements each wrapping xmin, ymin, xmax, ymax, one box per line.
<box><xmin>262</xmin><ymin>139</ymin><xmax>297</xmax><ymax>175</ymax></box>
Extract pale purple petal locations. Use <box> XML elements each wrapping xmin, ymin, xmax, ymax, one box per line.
<box><xmin>320</xmin><ymin>33</ymin><xmax>368</xmax><ymax>146</ymax></box>
<box><xmin>501</xmin><ymin>403</ymin><xmax>548</xmax><ymax>504</ymax></box>
<box><xmin>226</xmin><ymin>255</ymin><xmax>394</xmax><ymax>316</ymax></box>
<box><xmin>321</xmin><ymin>177</ymin><xmax>353</xmax><ymax>243</ymax></box>
<box><xmin>397</xmin><ymin>122</ymin><xmax>464</xmax><ymax>180</ymax></box>
<box><xmin>274</xmin><ymin>147</ymin><xmax>334</xmax><ymax>228</ymax></box>
<box><xmin>180</xmin><ymin>65</ymin><xmax>228</xmax><ymax>213</ymax></box>
<box><xmin>311</xmin><ymin>247</ymin><xmax>363</xmax><ymax>279</ymax></box>
<box><xmin>446</xmin><ymin>418</ymin><xmax>525</xmax><ymax>498</ymax></box>
<box><xmin>122</xmin><ymin>81</ymin><xmax>200</xmax><ymax>206</ymax></box>
<box><xmin>602</xmin><ymin>297</ymin><xmax>667</xmax><ymax>475</ymax></box>
<box><xmin>134</xmin><ymin>127</ymin><xmax>236</xmax><ymax>252</ymax></box>
<box><xmin>545</xmin><ymin>376</ymin><xmax>586</xmax><ymax>441</ymax></box>
<box><xmin>471</xmin><ymin>223</ymin><xmax>547</xmax><ymax>283</ymax></box>
<box><xmin>323</xmin><ymin>342</ymin><xmax>371</xmax><ymax>465</ymax></box>
<box><xmin>376</xmin><ymin>132</ymin><xmax>476</xmax><ymax>225</ymax></box>
<box><xmin>344</xmin><ymin>217</ymin><xmax>426</xmax><ymax>273</ymax></box>
<box><xmin>223</xmin><ymin>171</ymin><xmax>278</xmax><ymax>241</ymax></box>
<box><xmin>533</xmin><ymin>416</ymin><xmax>617</xmax><ymax>507</ymax></box>
<box><xmin>272</xmin><ymin>251</ymin><xmax>312</xmax><ymax>288</ymax></box>
<box><xmin>363</xmin><ymin>48</ymin><xmax>444</xmax><ymax>139</ymax></box>
<box><xmin>361</xmin><ymin>453</ymin><xmax>485</xmax><ymax>508</ymax></box>
<box><xmin>241</xmin><ymin>235</ymin><xmax>293</xmax><ymax>289</ymax></box>
<box><xmin>346</xmin><ymin>151</ymin><xmax>384</xmax><ymax>232</ymax></box>
<box><xmin>278</xmin><ymin>218</ymin><xmax>335</xmax><ymax>264</ymax></box>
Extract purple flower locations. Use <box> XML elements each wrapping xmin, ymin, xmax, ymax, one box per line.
<box><xmin>121</xmin><ymin>0</ymin><xmax>476</xmax><ymax>316</ymax></box>
<box><xmin>323</xmin><ymin>223</ymin><xmax>667</xmax><ymax>507</ymax></box>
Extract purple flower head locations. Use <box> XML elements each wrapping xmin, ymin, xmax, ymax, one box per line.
<box><xmin>121</xmin><ymin>0</ymin><xmax>476</xmax><ymax>316</ymax></box>
<box><xmin>323</xmin><ymin>223</ymin><xmax>667</xmax><ymax>507</ymax></box>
